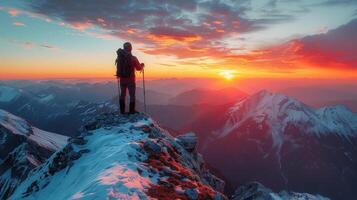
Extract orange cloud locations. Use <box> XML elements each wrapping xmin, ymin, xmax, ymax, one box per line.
<box><xmin>13</xmin><ymin>22</ymin><xmax>25</xmax><ymax>26</ymax></box>
<box><xmin>8</xmin><ymin>9</ymin><xmax>20</xmax><ymax>16</ymax></box>
<box><xmin>127</xmin><ymin>28</ymin><xmax>136</xmax><ymax>34</ymax></box>
<box><xmin>147</xmin><ymin>34</ymin><xmax>202</xmax><ymax>45</ymax></box>
<box><xmin>69</xmin><ymin>21</ymin><xmax>92</xmax><ymax>31</ymax></box>
<box><xmin>213</xmin><ymin>20</ymin><xmax>223</xmax><ymax>25</ymax></box>
<box><xmin>147</xmin><ymin>27</ymin><xmax>202</xmax><ymax>45</ymax></box>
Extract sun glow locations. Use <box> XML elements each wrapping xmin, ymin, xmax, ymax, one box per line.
<box><xmin>219</xmin><ymin>70</ymin><xmax>238</xmax><ymax>80</ymax></box>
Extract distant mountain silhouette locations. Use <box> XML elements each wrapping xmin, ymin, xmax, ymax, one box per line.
<box><xmin>169</xmin><ymin>87</ymin><xmax>247</xmax><ymax>106</ymax></box>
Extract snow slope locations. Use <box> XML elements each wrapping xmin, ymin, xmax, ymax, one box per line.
<box><xmin>9</xmin><ymin>113</ymin><xmax>226</xmax><ymax>200</ymax></box>
<box><xmin>0</xmin><ymin>109</ymin><xmax>68</xmax><ymax>200</ymax></box>
<box><xmin>0</xmin><ymin>109</ymin><xmax>68</xmax><ymax>149</ymax></box>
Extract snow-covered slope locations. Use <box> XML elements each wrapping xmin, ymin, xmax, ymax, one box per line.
<box><xmin>0</xmin><ymin>110</ymin><xmax>68</xmax><ymax>149</ymax></box>
<box><xmin>9</xmin><ymin>113</ymin><xmax>226</xmax><ymax>200</ymax></box>
<box><xmin>0</xmin><ymin>109</ymin><xmax>68</xmax><ymax>200</ymax></box>
<box><xmin>316</xmin><ymin>105</ymin><xmax>357</xmax><ymax>135</ymax></box>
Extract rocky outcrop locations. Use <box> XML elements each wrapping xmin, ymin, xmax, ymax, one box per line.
<box><xmin>176</xmin><ymin>132</ymin><xmax>198</xmax><ymax>152</ymax></box>
<box><xmin>232</xmin><ymin>182</ymin><xmax>330</xmax><ymax>200</ymax></box>
<box><xmin>9</xmin><ymin>113</ymin><xmax>227</xmax><ymax>200</ymax></box>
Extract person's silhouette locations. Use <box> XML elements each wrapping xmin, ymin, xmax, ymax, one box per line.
<box><xmin>115</xmin><ymin>42</ymin><xmax>144</xmax><ymax>114</ymax></box>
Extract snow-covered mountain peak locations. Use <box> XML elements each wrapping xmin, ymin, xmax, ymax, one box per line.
<box><xmin>221</xmin><ymin>90</ymin><xmax>317</xmax><ymax>140</ymax></box>
<box><xmin>217</xmin><ymin>90</ymin><xmax>357</xmax><ymax>143</ymax></box>
<box><xmin>9</xmin><ymin>113</ymin><xmax>226</xmax><ymax>200</ymax></box>
<box><xmin>229</xmin><ymin>89</ymin><xmax>306</xmax><ymax>115</ymax></box>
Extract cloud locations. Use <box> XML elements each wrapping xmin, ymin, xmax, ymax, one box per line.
<box><xmin>21</xmin><ymin>0</ymin><xmax>295</xmax><ymax>58</ymax></box>
<box><xmin>39</xmin><ymin>44</ymin><xmax>59</xmax><ymax>50</ymax></box>
<box><xmin>293</xmin><ymin>18</ymin><xmax>357</xmax><ymax>68</ymax></box>
<box><xmin>8</xmin><ymin>9</ymin><xmax>20</xmax><ymax>16</ymax></box>
<box><xmin>11</xmin><ymin>40</ymin><xmax>59</xmax><ymax>50</ymax></box>
<box><xmin>10</xmin><ymin>0</ymin><xmax>355</xmax><ymax>74</ymax></box>
<box><xmin>239</xmin><ymin>19</ymin><xmax>357</xmax><ymax>69</ymax></box>
<box><xmin>1</xmin><ymin>6</ymin><xmax>52</xmax><ymax>22</ymax></box>
<box><xmin>318</xmin><ymin>0</ymin><xmax>357</xmax><ymax>6</ymax></box>
<box><xmin>69</xmin><ymin>21</ymin><xmax>92</xmax><ymax>31</ymax></box>
<box><xmin>12</xmin><ymin>40</ymin><xmax>35</xmax><ymax>49</ymax></box>
<box><xmin>13</xmin><ymin>22</ymin><xmax>25</xmax><ymax>26</ymax></box>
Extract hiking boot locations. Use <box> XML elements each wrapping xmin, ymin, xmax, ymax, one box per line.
<box><xmin>119</xmin><ymin>99</ymin><xmax>126</xmax><ymax>114</ymax></box>
<box><xmin>129</xmin><ymin>102</ymin><xmax>139</xmax><ymax>114</ymax></box>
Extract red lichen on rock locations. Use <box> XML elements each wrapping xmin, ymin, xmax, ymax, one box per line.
<box><xmin>147</xmin><ymin>184</ymin><xmax>188</xmax><ymax>200</ymax></box>
<box><xmin>143</xmin><ymin>139</ymin><xmax>218</xmax><ymax>199</ymax></box>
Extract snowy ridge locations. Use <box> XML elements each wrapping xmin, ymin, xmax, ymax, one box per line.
<box><xmin>0</xmin><ymin>109</ymin><xmax>68</xmax><ymax>150</ymax></box>
<box><xmin>9</xmin><ymin>113</ymin><xmax>226</xmax><ymax>200</ymax></box>
<box><xmin>218</xmin><ymin>90</ymin><xmax>357</xmax><ymax>142</ymax></box>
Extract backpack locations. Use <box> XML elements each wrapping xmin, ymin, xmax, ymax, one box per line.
<box><xmin>115</xmin><ymin>49</ymin><xmax>133</xmax><ymax>77</ymax></box>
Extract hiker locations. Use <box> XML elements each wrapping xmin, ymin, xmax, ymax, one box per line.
<box><xmin>115</xmin><ymin>42</ymin><xmax>144</xmax><ymax>114</ymax></box>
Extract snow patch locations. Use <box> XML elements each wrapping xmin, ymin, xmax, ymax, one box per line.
<box><xmin>29</xmin><ymin>128</ymin><xmax>68</xmax><ymax>151</ymax></box>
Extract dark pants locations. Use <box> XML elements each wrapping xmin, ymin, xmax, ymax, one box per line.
<box><xmin>119</xmin><ymin>78</ymin><xmax>136</xmax><ymax>103</ymax></box>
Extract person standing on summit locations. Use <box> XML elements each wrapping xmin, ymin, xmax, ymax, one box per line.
<box><xmin>115</xmin><ymin>42</ymin><xmax>144</xmax><ymax>114</ymax></box>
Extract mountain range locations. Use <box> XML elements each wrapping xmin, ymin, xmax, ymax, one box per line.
<box><xmin>1</xmin><ymin>81</ymin><xmax>357</xmax><ymax>199</ymax></box>
<box><xmin>1</xmin><ymin>110</ymin><xmax>329</xmax><ymax>200</ymax></box>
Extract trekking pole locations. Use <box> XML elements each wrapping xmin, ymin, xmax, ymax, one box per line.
<box><xmin>142</xmin><ymin>68</ymin><xmax>147</xmax><ymax>113</ymax></box>
<box><xmin>116</xmin><ymin>76</ymin><xmax>121</xmax><ymax>114</ymax></box>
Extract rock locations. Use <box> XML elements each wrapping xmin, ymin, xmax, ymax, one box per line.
<box><xmin>185</xmin><ymin>188</ymin><xmax>199</xmax><ymax>200</ymax></box>
<box><xmin>232</xmin><ymin>182</ymin><xmax>330</xmax><ymax>200</ymax></box>
<box><xmin>78</xmin><ymin>149</ymin><xmax>90</xmax><ymax>154</ymax></box>
<box><xmin>176</xmin><ymin>132</ymin><xmax>197</xmax><ymax>152</ymax></box>
<box><xmin>214</xmin><ymin>193</ymin><xmax>226</xmax><ymax>200</ymax></box>
<box><xmin>231</xmin><ymin>182</ymin><xmax>273</xmax><ymax>200</ymax></box>
<box><xmin>143</xmin><ymin>140</ymin><xmax>162</xmax><ymax>154</ymax></box>
<box><xmin>84</xmin><ymin>121</ymin><xmax>98</xmax><ymax>131</ymax></box>
<box><xmin>69</xmin><ymin>137</ymin><xmax>87</xmax><ymax>145</ymax></box>
<box><xmin>69</xmin><ymin>152</ymin><xmax>81</xmax><ymax>161</ymax></box>
<box><xmin>201</xmin><ymin>170</ymin><xmax>225</xmax><ymax>193</ymax></box>
<box><xmin>141</xmin><ymin>125</ymin><xmax>151</xmax><ymax>133</ymax></box>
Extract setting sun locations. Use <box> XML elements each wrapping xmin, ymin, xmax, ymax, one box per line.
<box><xmin>219</xmin><ymin>70</ymin><xmax>237</xmax><ymax>80</ymax></box>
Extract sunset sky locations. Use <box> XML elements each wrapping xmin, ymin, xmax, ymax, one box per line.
<box><xmin>0</xmin><ymin>0</ymin><xmax>357</xmax><ymax>80</ymax></box>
